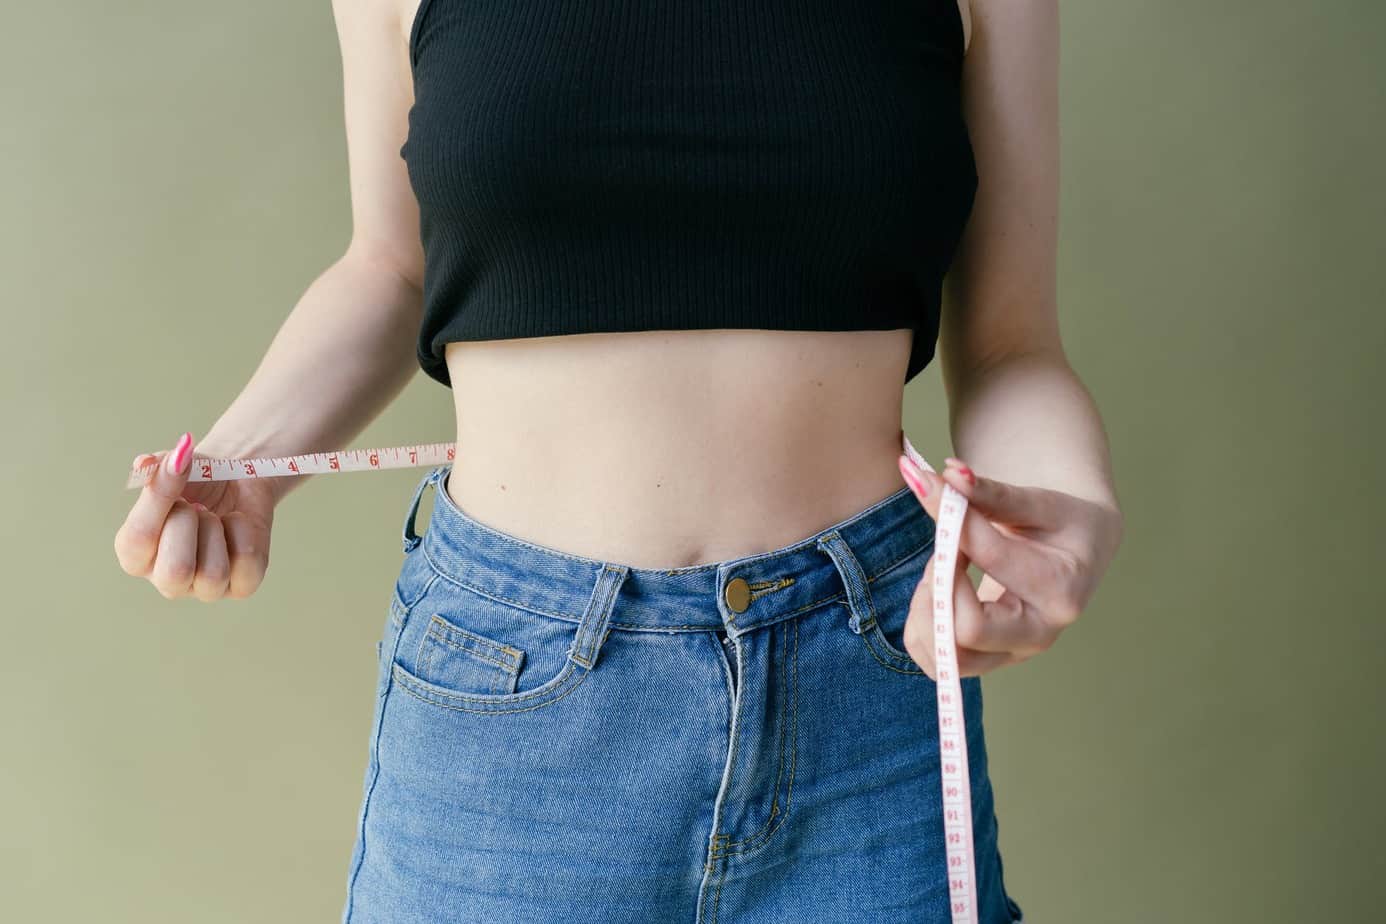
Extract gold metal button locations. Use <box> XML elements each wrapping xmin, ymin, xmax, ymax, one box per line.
<box><xmin>724</xmin><ymin>577</ymin><xmax>751</xmax><ymax>613</ymax></box>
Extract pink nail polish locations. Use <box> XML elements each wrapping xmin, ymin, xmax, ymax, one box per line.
<box><xmin>166</xmin><ymin>432</ymin><xmax>192</xmax><ymax>476</ymax></box>
<box><xmin>899</xmin><ymin>457</ymin><xmax>928</xmax><ymax>498</ymax></box>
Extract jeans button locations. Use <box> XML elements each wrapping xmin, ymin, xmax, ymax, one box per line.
<box><xmin>724</xmin><ymin>577</ymin><xmax>751</xmax><ymax>613</ymax></box>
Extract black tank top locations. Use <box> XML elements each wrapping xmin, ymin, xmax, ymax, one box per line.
<box><xmin>400</xmin><ymin>0</ymin><xmax>976</xmax><ymax>388</ymax></box>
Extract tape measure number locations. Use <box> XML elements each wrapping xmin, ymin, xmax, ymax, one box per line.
<box><xmin>124</xmin><ymin>442</ymin><xmax>455</xmax><ymax>491</ymax></box>
<box><xmin>904</xmin><ymin>433</ymin><xmax>980</xmax><ymax>924</ymax></box>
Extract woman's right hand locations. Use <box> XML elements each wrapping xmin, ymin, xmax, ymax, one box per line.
<box><xmin>113</xmin><ymin>431</ymin><xmax>280</xmax><ymax>601</ymax></box>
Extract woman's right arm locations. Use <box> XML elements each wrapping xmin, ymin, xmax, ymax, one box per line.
<box><xmin>199</xmin><ymin>0</ymin><xmax>426</xmax><ymax>503</ymax></box>
<box><xmin>114</xmin><ymin>0</ymin><xmax>425</xmax><ymax>599</ymax></box>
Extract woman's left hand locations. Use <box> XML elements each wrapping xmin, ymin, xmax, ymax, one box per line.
<box><xmin>896</xmin><ymin>454</ymin><xmax>1125</xmax><ymax>678</ymax></box>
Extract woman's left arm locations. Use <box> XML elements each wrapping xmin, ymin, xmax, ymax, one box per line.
<box><xmin>897</xmin><ymin>0</ymin><xmax>1125</xmax><ymax>677</ymax></box>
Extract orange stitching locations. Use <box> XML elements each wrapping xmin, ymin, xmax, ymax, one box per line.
<box><xmin>426</xmin><ymin>615</ymin><xmax>522</xmax><ymax>671</ymax></box>
<box><xmin>393</xmin><ymin>662</ymin><xmax>587</xmax><ymax>715</ymax></box>
<box><xmin>718</xmin><ymin>617</ymin><xmax>799</xmax><ymax>856</ymax></box>
<box><xmin>720</xmin><ymin>621</ymin><xmax>789</xmax><ymax>851</ymax></box>
<box><xmin>862</xmin><ymin>627</ymin><xmax>928</xmax><ymax>675</ymax></box>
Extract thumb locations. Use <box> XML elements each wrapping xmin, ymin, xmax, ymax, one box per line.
<box><xmin>898</xmin><ymin>452</ymin><xmax>944</xmax><ymax>522</ymax></box>
<box><xmin>146</xmin><ymin>431</ymin><xmax>196</xmax><ymax>503</ymax></box>
<box><xmin>940</xmin><ymin>459</ymin><xmax>1055</xmax><ymax>530</ymax></box>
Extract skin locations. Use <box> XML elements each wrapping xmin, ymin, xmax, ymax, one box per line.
<box><xmin>113</xmin><ymin>0</ymin><xmax>1123</xmax><ymax>678</ymax></box>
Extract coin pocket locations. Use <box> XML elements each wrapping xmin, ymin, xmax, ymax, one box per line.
<box><xmin>415</xmin><ymin>612</ymin><xmax>525</xmax><ymax>697</ymax></box>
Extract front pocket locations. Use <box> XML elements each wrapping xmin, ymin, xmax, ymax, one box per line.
<box><xmin>860</xmin><ymin>613</ymin><xmax>928</xmax><ymax>673</ymax></box>
<box><xmin>388</xmin><ymin>570</ymin><xmax>593</xmax><ymax>715</ymax></box>
<box><xmin>857</xmin><ymin>540</ymin><xmax>933</xmax><ymax>675</ymax></box>
<box><xmin>391</xmin><ymin>655</ymin><xmax>587</xmax><ymax>715</ymax></box>
<box><xmin>415</xmin><ymin>614</ymin><xmax>524</xmax><ymax>696</ymax></box>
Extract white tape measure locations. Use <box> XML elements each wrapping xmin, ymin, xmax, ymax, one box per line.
<box><xmin>902</xmin><ymin>433</ymin><xmax>979</xmax><ymax>923</ymax></box>
<box><xmin>122</xmin><ymin>432</ymin><xmax>979</xmax><ymax>922</ymax></box>
<box><xmin>124</xmin><ymin>442</ymin><xmax>456</xmax><ymax>491</ymax></box>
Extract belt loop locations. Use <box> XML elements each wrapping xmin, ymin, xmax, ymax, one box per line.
<box><xmin>815</xmin><ymin>530</ymin><xmax>878</xmax><ymax>636</ymax></box>
<box><xmin>401</xmin><ymin>465</ymin><xmax>444</xmax><ymax>554</ymax></box>
<box><xmin>569</xmin><ymin>564</ymin><xmax>629</xmax><ymax>671</ymax></box>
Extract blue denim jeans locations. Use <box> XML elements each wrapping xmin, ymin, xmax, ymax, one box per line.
<box><xmin>342</xmin><ymin>464</ymin><xmax>1024</xmax><ymax>923</ymax></box>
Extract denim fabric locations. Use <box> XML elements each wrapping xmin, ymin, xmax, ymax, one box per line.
<box><xmin>342</xmin><ymin>464</ymin><xmax>1024</xmax><ymax>923</ymax></box>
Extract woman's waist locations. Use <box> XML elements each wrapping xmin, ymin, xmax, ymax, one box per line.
<box><xmin>437</xmin><ymin>329</ymin><xmax>916</xmax><ymax>568</ymax></box>
<box><xmin>443</xmin><ymin>418</ymin><xmax>914</xmax><ymax>571</ymax></box>
<box><xmin>442</xmin><ymin>445</ymin><xmax>912</xmax><ymax>571</ymax></box>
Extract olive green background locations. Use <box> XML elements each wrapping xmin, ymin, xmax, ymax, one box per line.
<box><xmin>3</xmin><ymin>1</ymin><xmax>1381</xmax><ymax>921</ymax></box>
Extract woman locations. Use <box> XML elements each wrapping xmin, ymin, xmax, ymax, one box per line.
<box><xmin>114</xmin><ymin>0</ymin><xmax>1122</xmax><ymax>920</ymax></box>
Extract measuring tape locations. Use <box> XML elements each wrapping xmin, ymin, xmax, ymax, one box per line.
<box><xmin>122</xmin><ymin>432</ymin><xmax>980</xmax><ymax>922</ymax></box>
<box><xmin>902</xmin><ymin>433</ymin><xmax>979</xmax><ymax>924</ymax></box>
<box><xmin>124</xmin><ymin>442</ymin><xmax>457</xmax><ymax>491</ymax></box>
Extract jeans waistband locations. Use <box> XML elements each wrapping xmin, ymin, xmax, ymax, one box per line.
<box><xmin>400</xmin><ymin>456</ymin><xmax>935</xmax><ymax>638</ymax></box>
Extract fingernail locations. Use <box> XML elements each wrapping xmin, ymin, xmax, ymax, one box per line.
<box><xmin>945</xmin><ymin>457</ymin><xmax>975</xmax><ymax>485</ymax></box>
<box><xmin>898</xmin><ymin>456</ymin><xmax>929</xmax><ymax>498</ymax></box>
<box><xmin>166</xmin><ymin>432</ymin><xmax>192</xmax><ymax>476</ymax></box>
<box><xmin>192</xmin><ymin>502</ymin><xmax>207</xmax><ymax>512</ymax></box>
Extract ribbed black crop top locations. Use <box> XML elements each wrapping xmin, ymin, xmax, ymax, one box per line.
<box><xmin>400</xmin><ymin>0</ymin><xmax>977</xmax><ymax>388</ymax></box>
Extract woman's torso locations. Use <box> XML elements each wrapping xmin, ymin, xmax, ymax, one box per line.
<box><xmin>441</xmin><ymin>329</ymin><xmax>914</xmax><ymax>570</ymax></box>
<box><xmin>395</xmin><ymin>0</ymin><xmax>969</xmax><ymax>571</ymax></box>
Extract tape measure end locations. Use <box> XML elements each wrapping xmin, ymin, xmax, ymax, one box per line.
<box><xmin>125</xmin><ymin>463</ymin><xmax>156</xmax><ymax>491</ymax></box>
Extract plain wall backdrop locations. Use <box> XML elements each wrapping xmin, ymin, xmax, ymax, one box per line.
<box><xmin>3</xmin><ymin>1</ymin><xmax>1382</xmax><ymax>920</ymax></box>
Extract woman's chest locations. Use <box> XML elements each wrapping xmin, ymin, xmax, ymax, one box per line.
<box><xmin>397</xmin><ymin>0</ymin><xmax>974</xmax><ymax>226</ymax></box>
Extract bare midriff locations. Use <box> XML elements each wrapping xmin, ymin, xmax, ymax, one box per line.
<box><xmin>440</xmin><ymin>328</ymin><xmax>917</xmax><ymax>571</ymax></box>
